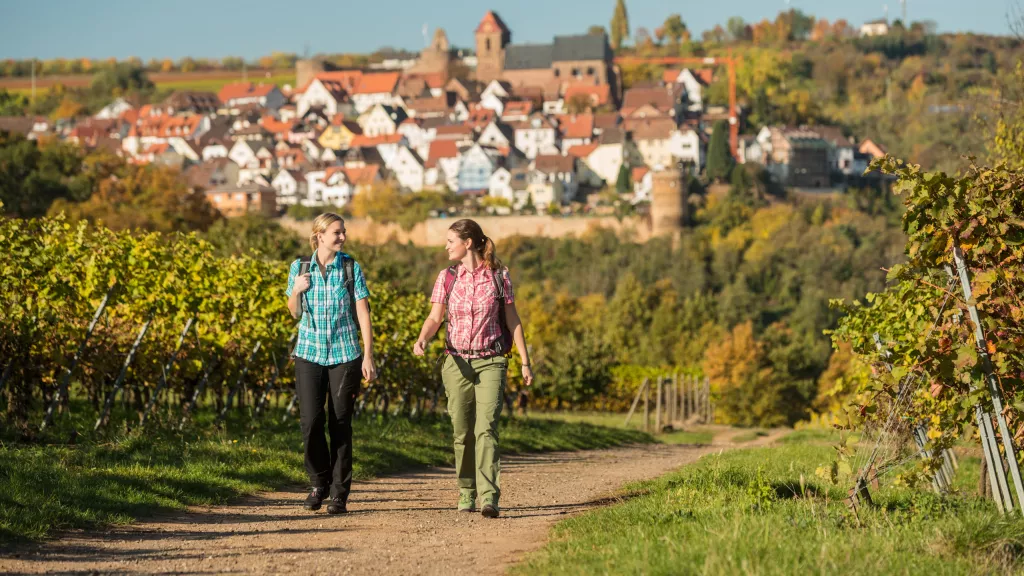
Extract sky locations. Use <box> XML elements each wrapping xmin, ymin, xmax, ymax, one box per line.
<box><xmin>0</xmin><ymin>0</ymin><xmax>1019</xmax><ymax>61</ymax></box>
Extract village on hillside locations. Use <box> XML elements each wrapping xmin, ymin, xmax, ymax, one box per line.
<box><xmin>0</xmin><ymin>10</ymin><xmax>892</xmax><ymax>219</ymax></box>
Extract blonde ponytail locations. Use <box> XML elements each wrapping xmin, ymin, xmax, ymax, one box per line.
<box><xmin>309</xmin><ymin>212</ymin><xmax>344</xmax><ymax>251</ymax></box>
<box><xmin>482</xmin><ymin>236</ymin><xmax>502</xmax><ymax>271</ymax></box>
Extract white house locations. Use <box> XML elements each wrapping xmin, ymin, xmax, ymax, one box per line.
<box><xmin>305</xmin><ymin>168</ymin><xmax>353</xmax><ymax>207</ymax></box>
<box><xmin>296</xmin><ymin>78</ymin><xmax>349</xmax><ymax>117</ymax></box>
<box><xmin>477</xmin><ymin>121</ymin><xmax>515</xmax><ymax>150</ymax></box>
<box><xmin>664</xmin><ymin>70</ymin><xmax>707</xmax><ymax>113</ymax></box>
<box><xmin>513</xmin><ymin>115</ymin><xmax>560</xmax><ymax>159</ymax></box>
<box><xmin>397</xmin><ymin>119</ymin><xmax>436</xmax><ymax>159</ymax></box>
<box><xmin>271</xmin><ymin>169</ymin><xmax>309</xmax><ymax>206</ymax></box>
<box><xmin>218</xmin><ymin>83</ymin><xmax>287</xmax><ymax>113</ymax></box>
<box><xmin>358</xmin><ymin>104</ymin><xmax>408</xmax><ymax>137</ymax></box>
<box><xmin>350</xmin><ymin>72</ymin><xmax>401</xmax><ymax>113</ymax></box>
<box><xmin>201</xmin><ymin>140</ymin><xmax>231</xmax><ymax>161</ymax></box>
<box><xmin>860</xmin><ymin>19</ymin><xmax>890</xmax><ymax>37</ymax></box>
<box><xmin>586</xmin><ymin>128</ymin><xmax>644</xmax><ymax>185</ymax></box>
<box><xmin>94</xmin><ymin>98</ymin><xmax>134</xmax><ymax>120</ymax></box>
<box><xmin>481</xmin><ymin>80</ymin><xmax>511</xmax><ymax>101</ymax></box>
<box><xmin>668</xmin><ymin>127</ymin><xmax>703</xmax><ymax>168</ymax></box>
<box><xmin>228</xmin><ymin>140</ymin><xmax>275</xmax><ymax>183</ymax></box>
<box><xmin>424</xmin><ymin>140</ymin><xmax>461</xmax><ymax>191</ymax></box>
<box><xmin>531</xmin><ymin>154</ymin><xmax>578</xmax><ymax>208</ymax></box>
<box><xmin>489</xmin><ymin>166</ymin><xmax>530</xmax><ymax>207</ymax></box>
<box><xmin>387</xmin><ymin>146</ymin><xmax>426</xmax><ymax>192</ymax></box>
<box><xmin>632</xmin><ymin>167</ymin><xmax>654</xmax><ymax>203</ymax></box>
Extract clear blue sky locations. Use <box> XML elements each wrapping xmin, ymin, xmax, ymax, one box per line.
<box><xmin>0</xmin><ymin>0</ymin><xmax>1018</xmax><ymax>61</ymax></box>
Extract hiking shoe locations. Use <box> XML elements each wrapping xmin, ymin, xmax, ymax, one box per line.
<box><xmin>458</xmin><ymin>493</ymin><xmax>476</xmax><ymax>513</ymax></box>
<box><xmin>481</xmin><ymin>503</ymin><xmax>500</xmax><ymax>519</ymax></box>
<box><xmin>304</xmin><ymin>487</ymin><xmax>327</xmax><ymax>511</ymax></box>
<box><xmin>326</xmin><ymin>497</ymin><xmax>348</xmax><ymax>515</ymax></box>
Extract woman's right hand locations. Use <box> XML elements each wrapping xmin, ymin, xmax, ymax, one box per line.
<box><xmin>413</xmin><ymin>340</ymin><xmax>427</xmax><ymax>357</ymax></box>
<box><xmin>293</xmin><ymin>273</ymin><xmax>311</xmax><ymax>294</ymax></box>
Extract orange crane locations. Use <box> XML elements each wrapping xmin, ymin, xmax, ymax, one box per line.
<box><xmin>613</xmin><ymin>51</ymin><xmax>741</xmax><ymax>160</ymax></box>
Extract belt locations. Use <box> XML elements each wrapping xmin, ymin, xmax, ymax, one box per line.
<box><xmin>446</xmin><ymin>346</ymin><xmax>502</xmax><ymax>358</ymax></box>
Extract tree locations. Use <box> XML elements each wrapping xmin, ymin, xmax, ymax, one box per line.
<box><xmin>662</xmin><ymin>14</ymin><xmax>688</xmax><ymax>45</ymax></box>
<box><xmin>49</xmin><ymin>96</ymin><xmax>84</xmax><ymax>121</ymax></box>
<box><xmin>0</xmin><ymin>90</ymin><xmax>27</xmax><ymax>116</ymax></box>
<box><xmin>706</xmin><ymin>120</ymin><xmax>734</xmax><ymax>182</ymax></box>
<box><xmin>615</xmin><ymin>164</ymin><xmax>632</xmax><ymax>194</ymax></box>
<box><xmin>588</xmin><ymin>25</ymin><xmax>607</xmax><ymax>36</ymax></box>
<box><xmin>610</xmin><ymin>0</ymin><xmax>630</xmax><ymax>50</ymax></box>
<box><xmin>727</xmin><ymin>16</ymin><xmax>751</xmax><ymax>41</ymax></box>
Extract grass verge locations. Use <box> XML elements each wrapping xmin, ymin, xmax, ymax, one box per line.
<box><xmin>0</xmin><ymin>407</ymin><xmax>649</xmax><ymax>543</ymax></box>
<box><xmin>514</xmin><ymin>430</ymin><xmax>1024</xmax><ymax>575</ymax></box>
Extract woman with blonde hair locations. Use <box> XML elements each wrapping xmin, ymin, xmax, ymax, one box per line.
<box><xmin>413</xmin><ymin>219</ymin><xmax>533</xmax><ymax>519</ymax></box>
<box><xmin>286</xmin><ymin>212</ymin><xmax>376</xmax><ymax>514</ymax></box>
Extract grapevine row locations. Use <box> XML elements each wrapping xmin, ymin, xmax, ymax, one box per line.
<box><xmin>0</xmin><ymin>213</ymin><xmax>440</xmax><ymax>436</ymax></box>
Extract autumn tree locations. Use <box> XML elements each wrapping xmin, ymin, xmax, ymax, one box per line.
<box><xmin>588</xmin><ymin>25</ymin><xmax>607</xmax><ymax>36</ymax></box>
<box><xmin>610</xmin><ymin>0</ymin><xmax>630</xmax><ymax>50</ymax></box>
<box><xmin>662</xmin><ymin>14</ymin><xmax>688</xmax><ymax>45</ymax></box>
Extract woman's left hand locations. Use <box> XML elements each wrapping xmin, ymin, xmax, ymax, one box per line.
<box><xmin>362</xmin><ymin>356</ymin><xmax>378</xmax><ymax>382</ymax></box>
<box><xmin>522</xmin><ymin>365</ymin><xmax>534</xmax><ymax>387</ymax></box>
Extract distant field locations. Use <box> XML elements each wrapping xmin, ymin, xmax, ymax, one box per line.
<box><xmin>0</xmin><ymin>69</ymin><xmax>295</xmax><ymax>96</ymax></box>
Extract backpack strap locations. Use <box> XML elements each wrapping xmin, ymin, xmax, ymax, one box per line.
<box><xmin>297</xmin><ymin>256</ymin><xmax>314</xmax><ymax>328</ymax></box>
<box><xmin>442</xmin><ymin>265</ymin><xmax>458</xmax><ymax>351</ymax></box>
<box><xmin>343</xmin><ymin>254</ymin><xmax>359</xmax><ymax>320</ymax></box>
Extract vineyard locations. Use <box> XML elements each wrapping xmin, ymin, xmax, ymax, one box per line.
<box><xmin>0</xmin><ymin>211</ymin><xmax>440</xmax><ymax>439</ymax></box>
<box><xmin>830</xmin><ymin>159</ymin><xmax>1024</xmax><ymax>512</ymax></box>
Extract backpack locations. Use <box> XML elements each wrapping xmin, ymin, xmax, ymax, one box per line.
<box><xmin>298</xmin><ymin>254</ymin><xmax>357</xmax><ymax>325</ymax></box>
<box><xmin>442</xmin><ymin>265</ymin><xmax>513</xmax><ymax>357</ymax></box>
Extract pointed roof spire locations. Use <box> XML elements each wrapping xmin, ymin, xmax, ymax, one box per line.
<box><xmin>476</xmin><ymin>10</ymin><xmax>510</xmax><ymax>34</ymax></box>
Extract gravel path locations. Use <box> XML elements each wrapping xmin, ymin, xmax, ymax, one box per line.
<box><xmin>1</xmin><ymin>429</ymin><xmax>781</xmax><ymax>575</ymax></box>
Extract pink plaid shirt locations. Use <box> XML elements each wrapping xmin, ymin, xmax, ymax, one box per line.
<box><xmin>430</xmin><ymin>263</ymin><xmax>515</xmax><ymax>358</ymax></box>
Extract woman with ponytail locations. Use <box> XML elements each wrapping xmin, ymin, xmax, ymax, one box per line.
<box><xmin>413</xmin><ymin>219</ymin><xmax>533</xmax><ymax>519</ymax></box>
<box><xmin>286</xmin><ymin>212</ymin><xmax>376</xmax><ymax>515</ymax></box>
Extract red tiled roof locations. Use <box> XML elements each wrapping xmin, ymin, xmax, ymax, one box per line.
<box><xmin>501</xmin><ymin>100</ymin><xmax>533</xmax><ymax>117</ymax></box>
<box><xmin>434</xmin><ymin>124</ymin><xmax>475</xmax><ymax>138</ymax></box>
<box><xmin>632</xmin><ymin>166</ymin><xmax>650</xmax><ymax>183</ymax></box>
<box><xmin>218</xmin><ymin>82</ymin><xmax>276</xmax><ymax>104</ymax></box>
<box><xmin>342</xmin><ymin>164</ymin><xmax>381</xmax><ymax>186</ymax></box>
<box><xmin>261</xmin><ymin>115</ymin><xmax>293</xmax><ymax>135</ymax></box>
<box><xmin>534</xmin><ymin>154</ymin><xmax>575</xmax><ymax>174</ymax></box>
<box><xmin>349</xmin><ymin>133</ymin><xmax>403</xmax><ymax>147</ymax></box>
<box><xmin>353</xmin><ymin>72</ymin><xmax>401</xmax><ymax>95</ymax></box>
<box><xmin>555</xmin><ymin>113</ymin><xmax>595</xmax><ymax>140</ymax></box>
<box><xmin>563</xmin><ymin>83</ymin><xmax>612</xmax><ymax>107</ymax></box>
<box><xmin>425</xmin><ymin>139</ymin><xmax>460</xmax><ymax>168</ymax></box>
<box><xmin>567</xmin><ymin>143</ymin><xmax>599</xmax><ymax>158</ymax></box>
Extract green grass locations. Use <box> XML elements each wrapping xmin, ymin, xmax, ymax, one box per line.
<box><xmin>660</xmin><ymin>429</ymin><xmax>716</xmax><ymax>445</ymax></box>
<box><xmin>515</xmin><ymin>430</ymin><xmax>1024</xmax><ymax>575</ymax></box>
<box><xmin>0</xmin><ymin>406</ymin><xmax>649</xmax><ymax>542</ymax></box>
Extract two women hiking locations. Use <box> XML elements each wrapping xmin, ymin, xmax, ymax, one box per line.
<box><xmin>286</xmin><ymin>215</ymin><xmax>532</xmax><ymax>518</ymax></box>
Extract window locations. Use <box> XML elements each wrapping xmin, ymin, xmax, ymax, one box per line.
<box><xmin>586</xmin><ymin>67</ymin><xmax>595</xmax><ymax>76</ymax></box>
<box><xmin>554</xmin><ymin>68</ymin><xmax>560</xmax><ymax>77</ymax></box>
<box><xmin>486</xmin><ymin>38</ymin><xmax>491</xmax><ymax>51</ymax></box>
<box><xmin>571</xmin><ymin>68</ymin><xmax>580</xmax><ymax>77</ymax></box>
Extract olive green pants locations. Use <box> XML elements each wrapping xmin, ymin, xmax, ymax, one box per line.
<box><xmin>442</xmin><ymin>354</ymin><xmax>507</xmax><ymax>506</ymax></box>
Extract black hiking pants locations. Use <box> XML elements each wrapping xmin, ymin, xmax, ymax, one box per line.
<box><xmin>295</xmin><ymin>356</ymin><xmax>361</xmax><ymax>502</ymax></box>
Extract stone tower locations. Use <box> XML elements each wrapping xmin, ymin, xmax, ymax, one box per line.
<box><xmin>650</xmin><ymin>166</ymin><xmax>687</xmax><ymax>236</ymax></box>
<box><xmin>410</xmin><ymin>28</ymin><xmax>453</xmax><ymax>77</ymax></box>
<box><xmin>475</xmin><ymin>10</ymin><xmax>510</xmax><ymax>84</ymax></box>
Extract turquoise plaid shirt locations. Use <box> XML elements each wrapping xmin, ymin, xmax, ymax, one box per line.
<box><xmin>286</xmin><ymin>251</ymin><xmax>370</xmax><ymax>366</ymax></box>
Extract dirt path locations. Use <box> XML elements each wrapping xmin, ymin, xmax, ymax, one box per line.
<box><xmin>1</xmin><ymin>428</ymin><xmax>782</xmax><ymax>575</ymax></box>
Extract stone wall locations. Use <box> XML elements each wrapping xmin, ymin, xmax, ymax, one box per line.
<box><xmin>279</xmin><ymin>215</ymin><xmax>654</xmax><ymax>247</ymax></box>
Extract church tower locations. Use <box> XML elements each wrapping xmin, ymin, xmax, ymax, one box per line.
<box><xmin>475</xmin><ymin>10</ymin><xmax>510</xmax><ymax>84</ymax></box>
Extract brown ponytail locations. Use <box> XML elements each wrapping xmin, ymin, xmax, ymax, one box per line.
<box><xmin>449</xmin><ymin>218</ymin><xmax>502</xmax><ymax>270</ymax></box>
